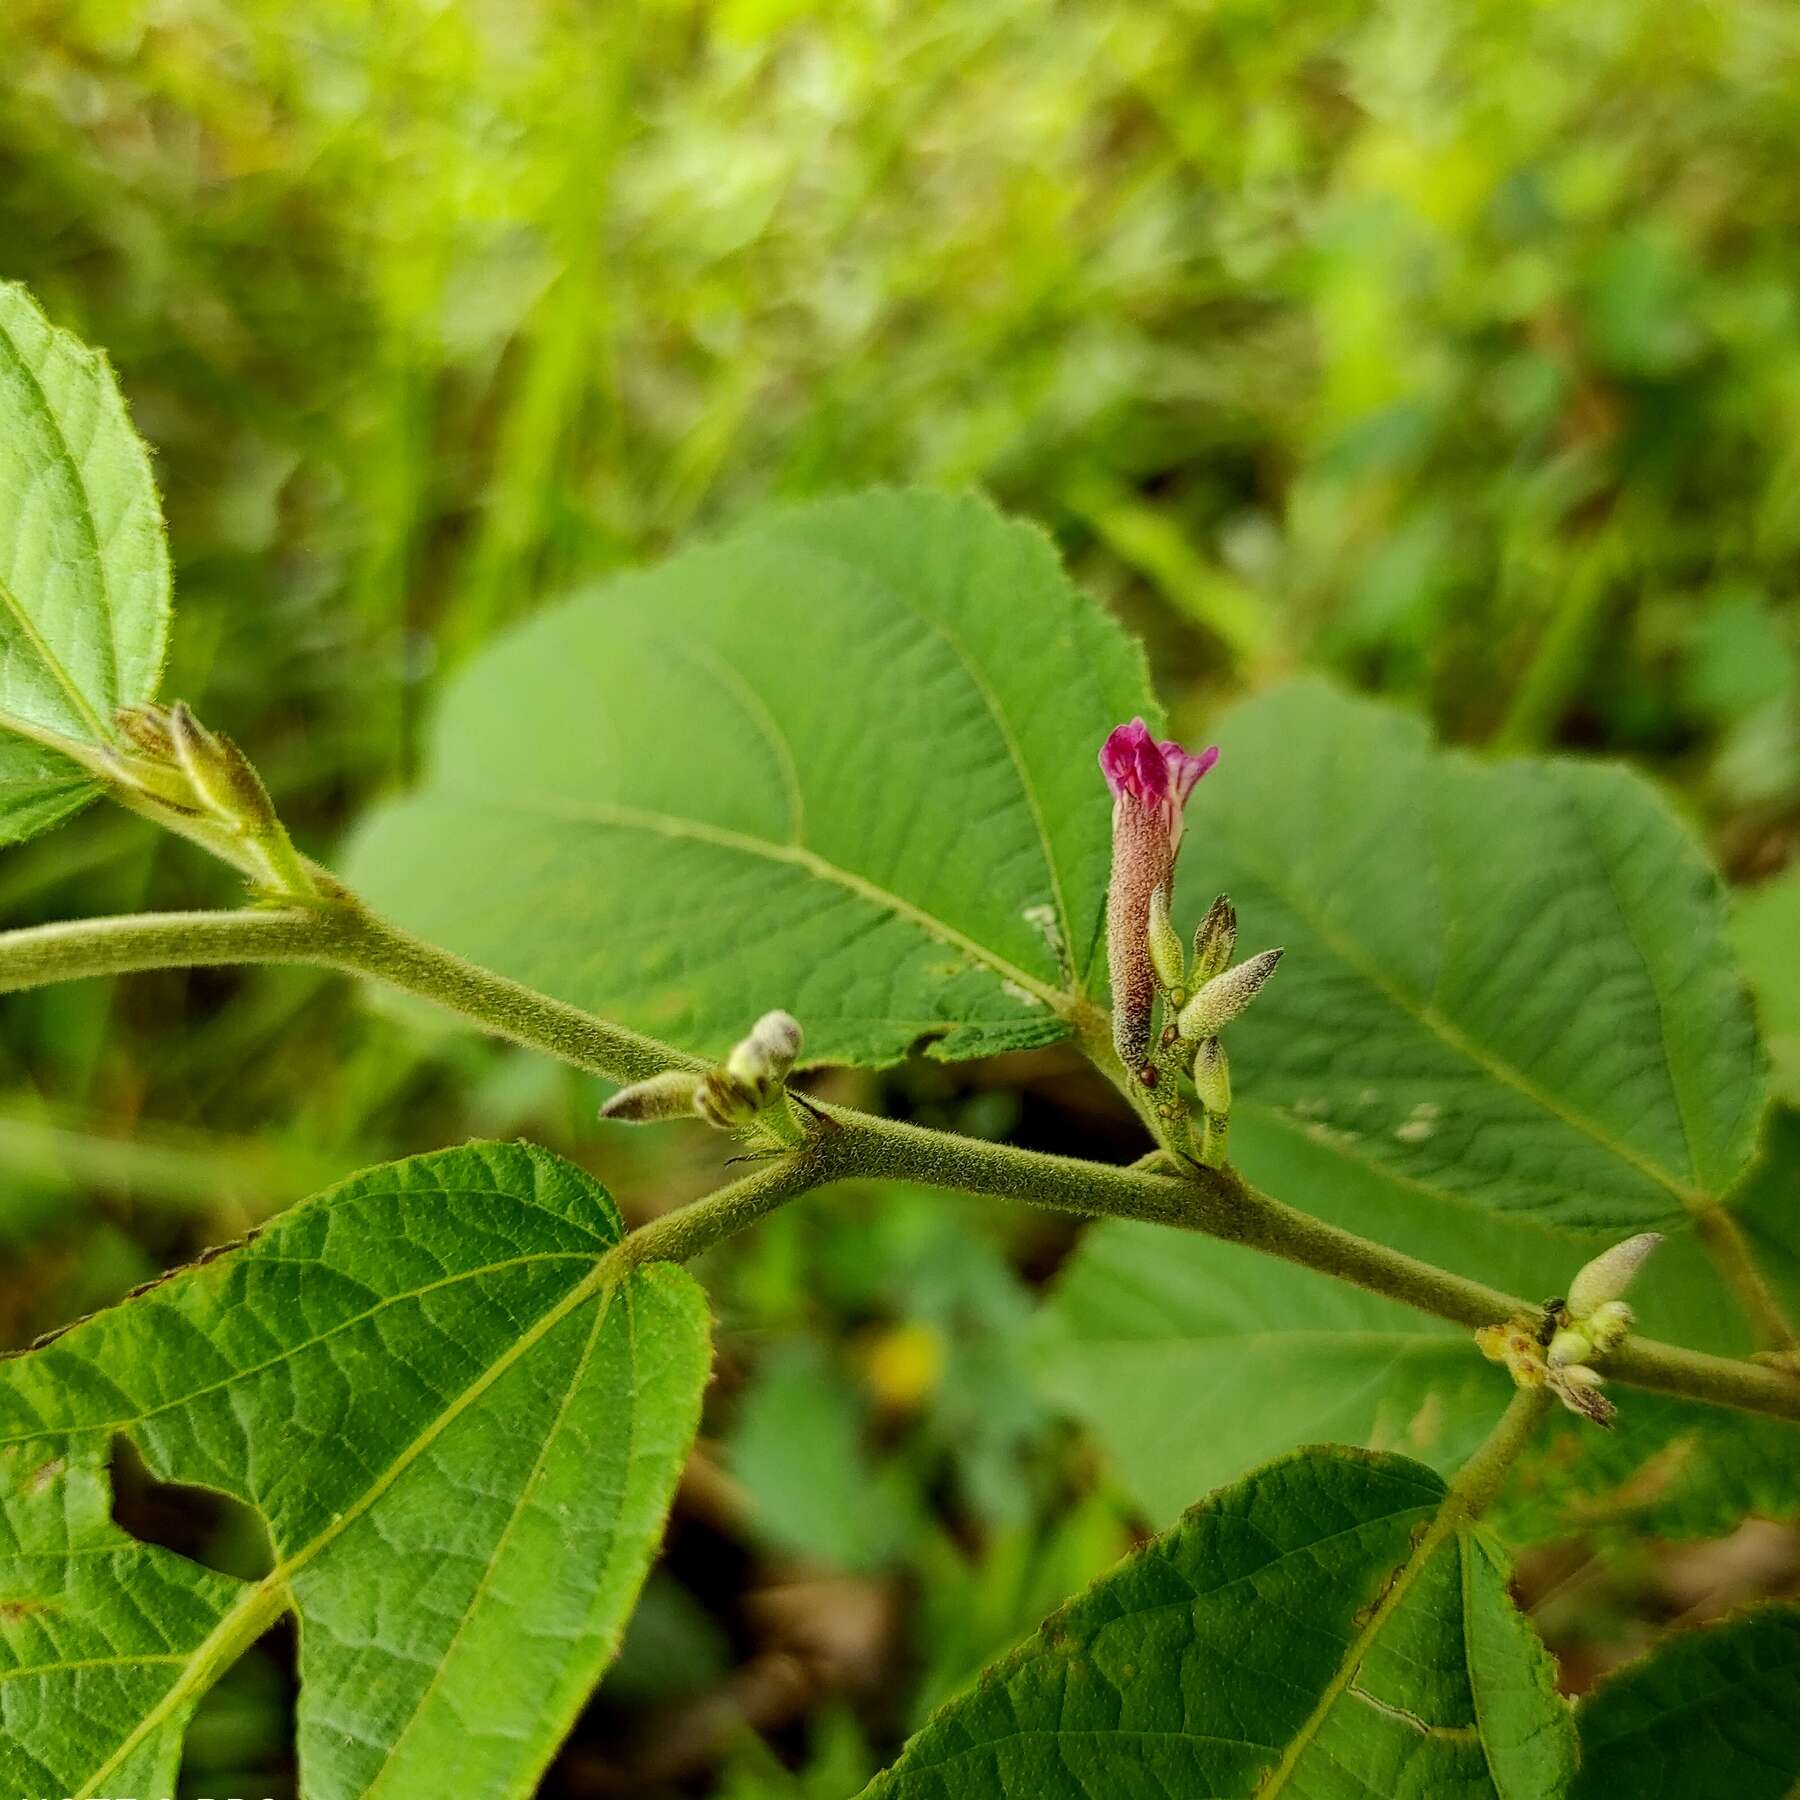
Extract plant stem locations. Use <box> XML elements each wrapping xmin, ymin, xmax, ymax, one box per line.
<box><xmin>611</xmin><ymin>1152</ymin><xmax>816</xmax><ymax>1271</ymax></box>
<box><xmin>1449</xmin><ymin>1385</ymin><xmax>1558</xmax><ymax>1516</ymax></box>
<box><xmin>0</xmin><ymin>900</ymin><xmax>704</xmax><ymax>1085</ymax></box>
<box><xmin>796</xmin><ymin>1108</ymin><xmax>1800</xmax><ymax>1424</ymax></box>
<box><xmin>2</xmin><ymin>904</ymin><xmax>1798</xmax><ymax>1424</ymax></box>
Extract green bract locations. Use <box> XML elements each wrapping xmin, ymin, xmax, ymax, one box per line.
<box><xmin>344</xmin><ymin>490</ymin><xmax>1156</xmax><ymax>1066</ymax></box>
<box><xmin>0</xmin><ymin>1144</ymin><xmax>710</xmax><ymax>1800</ymax></box>
<box><xmin>0</xmin><ymin>282</ymin><xmax>170</xmax><ymax>843</ymax></box>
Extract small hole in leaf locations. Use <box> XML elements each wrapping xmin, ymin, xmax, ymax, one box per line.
<box><xmin>107</xmin><ymin>1432</ymin><xmax>274</xmax><ymax>1583</ymax></box>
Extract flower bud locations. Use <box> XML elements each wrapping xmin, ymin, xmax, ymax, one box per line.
<box><xmin>598</xmin><ymin>1070</ymin><xmax>702</xmax><ymax>1124</ymax></box>
<box><xmin>1176</xmin><ymin>948</ymin><xmax>1283</xmax><ymax>1041</ymax></box>
<box><xmin>1584</xmin><ymin>1300</ymin><xmax>1634</xmax><ymax>1355</ymax></box>
<box><xmin>1550</xmin><ymin>1362</ymin><xmax>1615</xmax><ymax>1428</ymax></box>
<box><xmin>1100</xmin><ymin>721</ymin><xmax>1218</xmax><ymax>1069</ymax></box>
<box><xmin>1546</xmin><ymin>1326</ymin><xmax>1593</xmax><ymax>1369</ymax></box>
<box><xmin>1190</xmin><ymin>1036</ymin><xmax>1230</xmax><ymax>1115</ymax></box>
<box><xmin>724</xmin><ymin>1010</ymin><xmax>803</xmax><ymax>1106</ymax></box>
<box><xmin>1146</xmin><ymin>885</ymin><xmax>1185</xmax><ymax>992</ymax></box>
<box><xmin>1191</xmin><ymin>894</ymin><xmax>1237</xmax><ymax>984</ymax></box>
<box><xmin>1567</xmin><ymin>1233</ymin><xmax>1662</xmax><ymax>1321</ymax></box>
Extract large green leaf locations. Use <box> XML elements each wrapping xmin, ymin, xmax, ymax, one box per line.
<box><xmin>860</xmin><ymin>1446</ymin><xmax>1575</xmax><ymax>1799</ymax></box>
<box><xmin>0</xmin><ymin>1142</ymin><xmax>710</xmax><ymax>1799</ymax></box>
<box><xmin>0</xmin><ymin>282</ymin><xmax>171</xmax><ymax>842</ymax></box>
<box><xmin>1571</xmin><ymin>1608</ymin><xmax>1800</xmax><ymax>1799</ymax></box>
<box><xmin>343</xmin><ymin>490</ymin><xmax>1156</xmax><ymax>1066</ymax></box>
<box><xmin>1179</xmin><ymin>679</ymin><xmax>1763</xmax><ymax>1231</ymax></box>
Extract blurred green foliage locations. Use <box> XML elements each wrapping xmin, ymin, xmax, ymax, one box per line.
<box><xmin>1</xmin><ymin>0</ymin><xmax>1797</xmax><ymax>1792</ymax></box>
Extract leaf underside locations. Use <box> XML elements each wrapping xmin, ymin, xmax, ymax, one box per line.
<box><xmin>0</xmin><ymin>1142</ymin><xmax>711</xmax><ymax>1800</ymax></box>
<box><xmin>343</xmin><ymin>489</ymin><xmax>1158</xmax><ymax>1067</ymax></box>
<box><xmin>0</xmin><ymin>281</ymin><xmax>170</xmax><ymax>844</ymax></box>
<box><xmin>860</xmin><ymin>1446</ymin><xmax>1576</xmax><ymax>1800</ymax></box>
<box><xmin>1571</xmin><ymin>1606</ymin><xmax>1800</xmax><ymax>1799</ymax></box>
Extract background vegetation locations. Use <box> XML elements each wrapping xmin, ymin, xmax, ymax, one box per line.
<box><xmin>1</xmin><ymin>0</ymin><xmax>1796</xmax><ymax>1792</ymax></box>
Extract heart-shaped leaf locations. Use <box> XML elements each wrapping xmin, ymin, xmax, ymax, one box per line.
<box><xmin>0</xmin><ymin>1142</ymin><xmax>710</xmax><ymax>1799</ymax></box>
<box><xmin>343</xmin><ymin>490</ymin><xmax>1157</xmax><ymax>1066</ymax></box>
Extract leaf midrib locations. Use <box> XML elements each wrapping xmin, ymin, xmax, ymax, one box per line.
<box><xmin>452</xmin><ymin>781</ymin><xmax>1071</xmax><ymax>1013</ymax></box>
<box><xmin>1255</xmin><ymin>1508</ymin><xmax>1466</xmax><ymax>1794</ymax></box>
<box><xmin>762</xmin><ymin>527</ymin><xmax>1086</xmax><ymax>993</ymax></box>
<box><xmin>359</xmin><ymin>1278</ymin><xmax>619</xmax><ymax>1793</ymax></box>
<box><xmin>0</xmin><ymin>574</ymin><xmax>110</xmax><ymax>742</ymax></box>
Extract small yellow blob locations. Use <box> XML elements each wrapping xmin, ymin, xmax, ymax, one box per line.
<box><xmin>864</xmin><ymin>1320</ymin><xmax>947</xmax><ymax>1412</ymax></box>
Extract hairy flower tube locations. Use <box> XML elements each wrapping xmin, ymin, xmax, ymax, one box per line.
<box><xmin>1099</xmin><ymin>719</ymin><xmax>1218</xmax><ymax>1069</ymax></box>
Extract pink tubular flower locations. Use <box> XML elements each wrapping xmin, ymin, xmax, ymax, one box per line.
<box><xmin>1100</xmin><ymin>720</ymin><xmax>1219</xmax><ymax>1070</ymax></box>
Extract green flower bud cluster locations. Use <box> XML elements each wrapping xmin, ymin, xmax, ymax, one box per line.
<box><xmin>600</xmin><ymin>1011</ymin><xmax>803</xmax><ymax>1131</ymax></box>
<box><xmin>1142</xmin><ymin>888</ymin><xmax>1282</xmax><ymax>1168</ymax></box>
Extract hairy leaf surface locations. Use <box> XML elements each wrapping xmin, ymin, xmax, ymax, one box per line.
<box><xmin>0</xmin><ymin>1142</ymin><xmax>710</xmax><ymax>1799</ymax></box>
<box><xmin>1571</xmin><ymin>1608</ymin><xmax>1800</xmax><ymax>1798</ymax></box>
<box><xmin>0</xmin><ymin>282</ymin><xmax>170</xmax><ymax>842</ymax></box>
<box><xmin>344</xmin><ymin>490</ymin><xmax>1156</xmax><ymax>1065</ymax></box>
<box><xmin>860</xmin><ymin>1446</ymin><xmax>1575</xmax><ymax>1799</ymax></box>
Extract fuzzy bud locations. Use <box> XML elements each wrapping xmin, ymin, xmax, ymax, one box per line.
<box><xmin>1567</xmin><ymin>1233</ymin><xmax>1662</xmax><ymax>1321</ymax></box>
<box><xmin>1191</xmin><ymin>1036</ymin><xmax>1231</xmax><ymax>1115</ymax></box>
<box><xmin>168</xmin><ymin>703</ymin><xmax>281</xmax><ymax>837</ymax></box>
<box><xmin>1191</xmin><ymin>894</ymin><xmax>1237</xmax><ymax>984</ymax></box>
<box><xmin>1177</xmin><ymin>948</ymin><xmax>1283</xmax><ymax>1041</ymax></box>
<box><xmin>693</xmin><ymin>1071</ymin><xmax>759</xmax><ymax>1129</ymax></box>
<box><xmin>1146</xmin><ymin>886</ymin><xmax>1185</xmax><ymax>993</ymax></box>
<box><xmin>1583</xmin><ymin>1300</ymin><xmax>1634</xmax><ymax>1355</ymax></box>
<box><xmin>724</xmin><ymin>1010</ymin><xmax>803</xmax><ymax>1107</ymax></box>
<box><xmin>599</xmin><ymin>1070</ymin><xmax>702</xmax><ymax>1124</ymax></box>
<box><xmin>115</xmin><ymin>703</ymin><xmax>177</xmax><ymax>760</ymax></box>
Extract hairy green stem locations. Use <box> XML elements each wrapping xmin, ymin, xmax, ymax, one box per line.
<box><xmin>611</xmin><ymin>1152</ymin><xmax>815</xmax><ymax>1270</ymax></box>
<box><xmin>1</xmin><ymin>905</ymin><xmax>1797</xmax><ymax>1424</ymax></box>
<box><xmin>793</xmin><ymin>1109</ymin><xmax>1800</xmax><ymax>1423</ymax></box>
<box><xmin>0</xmin><ymin>900</ymin><xmax>704</xmax><ymax>1085</ymax></box>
